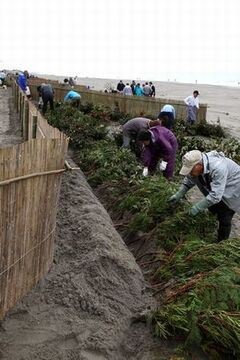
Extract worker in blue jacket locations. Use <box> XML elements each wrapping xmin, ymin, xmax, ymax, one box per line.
<box><xmin>64</xmin><ymin>90</ymin><xmax>81</xmax><ymax>107</ymax></box>
<box><xmin>17</xmin><ymin>72</ymin><xmax>27</xmax><ymax>92</ymax></box>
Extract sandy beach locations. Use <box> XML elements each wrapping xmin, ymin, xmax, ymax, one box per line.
<box><xmin>43</xmin><ymin>74</ymin><xmax>240</xmax><ymax>139</ymax></box>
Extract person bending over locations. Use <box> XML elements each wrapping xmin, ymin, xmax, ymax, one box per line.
<box><xmin>64</xmin><ymin>90</ymin><xmax>81</xmax><ymax>107</ymax></box>
<box><xmin>137</xmin><ymin>125</ymin><xmax>178</xmax><ymax>180</ymax></box>
<box><xmin>168</xmin><ymin>150</ymin><xmax>240</xmax><ymax>241</ymax></box>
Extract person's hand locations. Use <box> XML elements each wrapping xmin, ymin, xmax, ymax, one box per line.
<box><xmin>168</xmin><ymin>193</ymin><xmax>181</xmax><ymax>205</ymax></box>
<box><xmin>189</xmin><ymin>198</ymin><xmax>209</xmax><ymax>216</ymax></box>
<box><xmin>159</xmin><ymin>161</ymin><xmax>167</xmax><ymax>171</ymax></box>
<box><xmin>189</xmin><ymin>205</ymin><xmax>199</xmax><ymax>216</ymax></box>
<box><xmin>167</xmin><ymin>187</ymin><xmax>188</xmax><ymax>205</ymax></box>
<box><xmin>142</xmin><ymin>167</ymin><xmax>148</xmax><ymax>177</ymax></box>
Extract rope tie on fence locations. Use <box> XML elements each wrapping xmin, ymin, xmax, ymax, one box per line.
<box><xmin>64</xmin><ymin>160</ymin><xmax>80</xmax><ymax>171</ymax></box>
<box><xmin>0</xmin><ymin>227</ymin><xmax>56</xmax><ymax>278</ymax></box>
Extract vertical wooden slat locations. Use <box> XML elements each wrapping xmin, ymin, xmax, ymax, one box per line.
<box><xmin>32</xmin><ymin>115</ymin><xmax>38</xmax><ymax>139</ymax></box>
<box><xmin>23</xmin><ymin>99</ymin><xmax>29</xmax><ymax>141</ymax></box>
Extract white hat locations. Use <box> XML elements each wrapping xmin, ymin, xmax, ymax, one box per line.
<box><xmin>179</xmin><ymin>150</ymin><xmax>202</xmax><ymax>175</ymax></box>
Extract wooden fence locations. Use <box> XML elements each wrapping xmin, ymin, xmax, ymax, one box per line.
<box><xmin>0</xmin><ymin>82</ymin><xmax>68</xmax><ymax>319</ymax></box>
<box><xmin>28</xmin><ymin>79</ymin><xmax>208</xmax><ymax>123</ymax></box>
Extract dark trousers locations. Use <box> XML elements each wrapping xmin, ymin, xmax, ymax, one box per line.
<box><xmin>209</xmin><ymin>201</ymin><xmax>235</xmax><ymax>241</ymax></box>
<box><xmin>71</xmin><ymin>98</ymin><xmax>80</xmax><ymax>108</ymax></box>
<box><xmin>42</xmin><ymin>94</ymin><xmax>54</xmax><ymax>115</ymax></box>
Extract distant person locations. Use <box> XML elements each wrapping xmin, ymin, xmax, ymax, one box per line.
<box><xmin>122</xmin><ymin>117</ymin><xmax>160</xmax><ymax>148</ymax></box>
<box><xmin>137</xmin><ymin>125</ymin><xmax>178</xmax><ymax>179</ymax></box>
<box><xmin>143</xmin><ymin>82</ymin><xmax>152</xmax><ymax>96</ymax></box>
<box><xmin>0</xmin><ymin>71</ymin><xmax>6</xmax><ymax>86</ymax></box>
<box><xmin>158</xmin><ymin>104</ymin><xmax>176</xmax><ymax>129</ymax></box>
<box><xmin>135</xmin><ymin>83</ymin><xmax>143</xmax><ymax>96</ymax></box>
<box><xmin>184</xmin><ymin>90</ymin><xmax>199</xmax><ymax>125</ymax></box>
<box><xmin>69</xmin><ymin>77</ymin><xmax>76</xmax><ymax>87</ymax></box>
<box><xmin>64</xmin><ymin>90</ymin><xmax>81</xmax><ymax>107</ymax></box>
<box><xmin>149</xmin><ymin>82</ymin><xmax>155</xmax><ymax>97</ymax></box>
<box><xmin>130</xmin><ymin>80</ymin><xmax>136</xmax><ymax>95</ymax></box>
<box><xmin>63</xmin><ymin>78</ymin><xmax>69</xmax><ymax>85</ymax></box>
<box><xmin>123</xmin><ymin>83</ymin><xmax>133</xmax><ymax>96</ymax></box>
<box><xmin>17</xmin><ymin>71</ymin><xmax>28</xmax><ymax>92</ymax></box>
<box><xmin>16</xmin><ymin>70</ymin><xmax>31</xmax><ymax>97</ymax></box>
<box><xmin>37</xmin><ymin>83</ymin><xmax>54</xmax><ymax>115</ymax></box>
<box><xmin>117</xmin><ymin>80</ymin><xmax>125</xmax><ymax>93</ymax></box>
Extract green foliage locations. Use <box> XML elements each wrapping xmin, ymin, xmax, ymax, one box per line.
<box><xmin>174</xmin><ymin>119</ymin><xmax>226</xmax><ymax>140</ymax></box>
<box><xmin>47</xmin><ymin>104</ymin><xmax>107</xmax><ymax>149</ymax></box>
<box><xmin>78</xmin><ymin>139</ymin><xmax>141</xmax><ymax>186</ymax></box>
<box><xmin>152</xmin><ymin>265</ymin><xmax>240</xmax><ymax>358</ymax></box>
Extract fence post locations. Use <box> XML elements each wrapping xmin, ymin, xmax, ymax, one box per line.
<box><xmin>16</xmin><ymin>87</ymin><xmax>20</xmax><ymax>113</ymax></box>
<box><xmin>20</xmin><ymin>93</ymin><xmax>25</xmax><ymax>127</ymax></box>
<box><xmin>32</xmin><ymin>115</ymin><xmax>38</xmax><ymax>139</ymax></box>
<box><xmin>23</xmin><ymin>99</ymin><xmax>29</xmax><ymax>140</ymax></box>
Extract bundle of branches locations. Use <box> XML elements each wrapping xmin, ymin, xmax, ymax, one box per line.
<box><xmin>79</xmin><ymin>101</ymin><xmax>131</xmax><ymax>123</ymax></box>
<box><xmin>117</xmin><ymin>176</ymin><xmax>177</xmax><ymax>232</ymax></box>
<box><xmin>77</xmin><ymin>139</ymin><xmax>141</xmax><ymax>187</ymax></box>
<box><xmin>174</xmin><ymin>119</ymin><xmax>226</xmax><ymax>140</ymax></box>
<box><xmin>175</xmin><ymin>136</ymin><xmax>240</xmax><ymax>179</ymax></box>
<box><xmin>47</xmin><ymin>104</ymin><xmax>107</xmax><ymax>149</ymax></box>
<box><xmin>156</xmin><ymin>238</ymin><xmax>240</xmax><ymax>283</ymax></box>
<box><xmin>151</xmin><ymin>264</ymin><xmax>240</xmax><ymax>359</ymax></box>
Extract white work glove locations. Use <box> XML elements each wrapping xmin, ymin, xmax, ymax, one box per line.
<box><xmin>159</xmin><ymin>161</ymin><xmax>168</xmax><ymax>171</ymax></box>
<box><xmin>142</xmin><ymin>167</ymin><xmax>148</xmax><ymax>177</ymax></box>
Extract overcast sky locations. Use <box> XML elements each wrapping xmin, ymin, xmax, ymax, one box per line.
<box><xmin>1</xmin><ymin>0</ymin><xmax>240</xmax><ymax>83</ymax></box>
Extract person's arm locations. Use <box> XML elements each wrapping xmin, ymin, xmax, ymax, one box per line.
<box><xmin>168</xmin><ymin>179</ymin><xmax>192</xmax><ymax>203</ymax></box>
<box><xmin>195</xmin><ymin>98</ymin><xmax>200</xmax><ymax>109</ymax></box>
<box><xmin>184</xmin><ymin>96</ymin><xmax>190</xmax><ymax>105</ymax></box>
<box><xmin>182</xmin><ymin>176</ymin><xmax>197</xmax><ymax>191</ymax></box>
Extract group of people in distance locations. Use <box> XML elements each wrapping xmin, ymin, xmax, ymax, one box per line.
<box><xmin>117</xmin><ymin>80</ymin><xmax>155</xmax><ymax>97</ymax></box>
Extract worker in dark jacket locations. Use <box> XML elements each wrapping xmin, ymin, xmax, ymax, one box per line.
<box><xmin>137</xmin><ymin>125</ymin><xmax>178</xmax><ymax>179</ymax></box>
<box><xmin>168</xmin><ymin>150</ymin><xmax>240</xmax><ymax>241</ymax></box>
<box><xmin>37</xmin><ymin>83</ymin><xmax>54</xmax><ymax>115</ymax></box>
<box><xmin>122</xmin><ymin>117</ymin><xmax>160</xmax><ymax>148</ymax></box>
<box><xmin>117</xmin><ymin>80</ymin><xmax>125</xmax><ymax>93</ymax></box>
<box><xmin>158</xmin><ymin>104</ymin><xmax>176</xmax><ymax>129</ymax></box>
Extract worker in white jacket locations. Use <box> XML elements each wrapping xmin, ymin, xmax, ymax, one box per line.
<box><xmin>168</xmin><ymin>150</ymin><xmax>240</xmax><ymax>241</ymax></box>
<box><xmin>184</xmin><ymin>90</ymin><xmax>199</xmax><ymax>125</ymax></box>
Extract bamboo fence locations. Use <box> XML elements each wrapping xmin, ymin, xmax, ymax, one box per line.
<box><xmin>0</xmin><ymin>82</ymin><xmax>68</xmax><ymax>319</ymax></box>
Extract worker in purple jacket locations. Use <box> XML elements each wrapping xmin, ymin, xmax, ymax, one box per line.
<box><xmin>137</xmin><ymin>125</ymin><xmax>178</xmax><ymax>179</ymax></box>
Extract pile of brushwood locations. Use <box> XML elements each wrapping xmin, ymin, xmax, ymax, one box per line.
<box><xmin>47</xmin><ymin>103</ymin><xmax>240</xmax><ymax>359</ymax></box>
